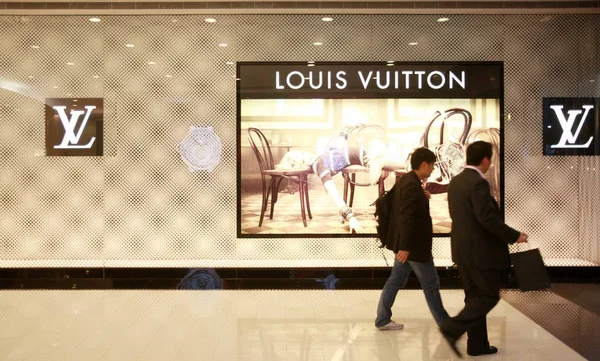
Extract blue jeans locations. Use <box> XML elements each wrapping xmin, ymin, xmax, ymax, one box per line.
<box><xmin>375</xmin><ymin>257</ymin><xmax>449</xmax><ymax>328</ymax></box>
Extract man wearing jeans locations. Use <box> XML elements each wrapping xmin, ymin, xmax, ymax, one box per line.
<box><xmin>375</xmin><ymin>147</ymin><xmax>449</xmax><ymax>330</ymax></box>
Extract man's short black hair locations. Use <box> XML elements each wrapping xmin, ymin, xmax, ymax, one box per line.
<box><xmin>466</xmin><ymin>141</ymin><xmax>493</xmax><ymax>166</ymax></box>
<box><xmin>410</xmin><ymin>147</ymin><xmax>436</xmax><ymax>170</ymax></box>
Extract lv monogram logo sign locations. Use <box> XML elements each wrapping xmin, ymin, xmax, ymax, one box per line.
<box><xmin>45</xmin><ymin>98</ymin><xmax>104</xmax><ymax>156</ymax></box>
<box><xmin>53</xmin><ymin>105</ymin><xmax>97</xmax><ymax>149</ymax></box>
<box><xmin>543</xmin><ymin>98</ymin><xmax>599</xmax><ymax>156</ymax></box>
<box><xmin>549</xmin><ymin>105</ymin><xmax>594</xmax><ymax>149</ymax></box>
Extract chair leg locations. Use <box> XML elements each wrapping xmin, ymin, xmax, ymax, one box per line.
<box><xmin>273</xmin><ymin>177</ymin><xmax>284</xmax><ymax>204</ymax></box>
<box><xmin>269</xmin><ymin>178</ymin><xmax>278</xmax><ymax>220</ymax></box>
<box><xmin>303</xmin><ymin>176</ymin><xmax>312</xmax><ymax>220</ymax></box>
<box><xmin>342</xmin><ymin>173</ymin><xmax>349</xmax><ymax>204</ymax></box>
<box><xmin>258</xmin><ymin>177</ymin><xmax>270</xmax><ymax>227</ymax></box>
<box><xmin>298</xmin><ymin>177</ymin><xmax>307</xmax><ymax>227</ymax></box>
<box><xmin>349</xmin><ymin>173</ymin><xmax>356</xmax><ymax>207</ymax></box>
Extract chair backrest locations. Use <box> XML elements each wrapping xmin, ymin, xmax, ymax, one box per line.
<box><xmin>247</xmin><ymin>127</ymin><xmax>275</xmax><ymax>173</ymax></box>
<box><xmin>348</xmin><ymin>124</ymin><xmax>387</xmax><ymax>148</ymax></box>
<box><xmin>422</xmin><ymin>108</ymin><xmax>473</xmax><ymax>148</ymax></box>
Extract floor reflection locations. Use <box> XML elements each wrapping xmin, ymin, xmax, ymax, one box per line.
<box><xmin>503</xmin><ymin>287</ymin><xmax>600</xmax><ymax>361</ymax></box>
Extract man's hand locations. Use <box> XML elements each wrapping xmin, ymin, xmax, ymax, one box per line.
<box><xmin>348</xmin><ymin>216</ymin><xmax>364</xmax><ymax>234</ymax></box>
<box><xmin>516</xmin><ymin>232</ymin><xmax>528</xmax><ymax>243</ymax></box>
<box><xmin>397</xmin><ymin>250</ymin><xmax>410</xmax><ymax>263</ymax></box>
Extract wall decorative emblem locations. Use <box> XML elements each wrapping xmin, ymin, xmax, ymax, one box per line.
<box><xmin>178</xmin><ymin>126</ymin><xmax>222</xmax><ymax>172</ymax></box>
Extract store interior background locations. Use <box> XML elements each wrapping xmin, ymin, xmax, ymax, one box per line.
<box><xmin>0</xmin><ymin>13</ymin><xmax>598</xmax><ymax>272</ymax></box>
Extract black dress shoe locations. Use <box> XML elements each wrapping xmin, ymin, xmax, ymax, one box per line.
<box><xmin>467</xmin><ymin>346</ymin><xmax>498</xmax><ymax>356</ymax></box>
<box><xmin>439</xmin><ymin>328</ymin><xmax>463</xmax><ymax>359</ymax></box>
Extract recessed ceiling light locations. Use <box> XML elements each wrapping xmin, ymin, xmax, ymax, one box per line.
<box><xmin>386</xmin><ymin>63</ymin><xmax>394</xmax><ymax>67</ymax></box>
<box><xmin>66</xmin><ymin>62</ymin><xmax>75</xmax><ymax>66</ymax></box>
<box><xmin>30</xmin><ymin>45</ymin><xmax>40</xmax><ymax>49</ymax></box>
<box><xmin>148</xmin><ymin>61</ymin><xmax>157</xmax><ymax>65</ymax></box>
<box><xmin>52</xmin><ymin>86</ymin><xmax>59</xmax><ymax>89</ymax></box>
<box><xmin>437</xmin><ymin>17</ymin><xmax>450</xmax><ymax>22</ymax></box>
<box><xmin>386</xmin><ymin>61</ymin><xmax>394</xmax><ymax>63</ymax></box>
<box><xmin>171</xmin><ymin>19</ymin><xmax>178</xmax><ymax>23</ymax></box>
<box><xmin>408</xmin><ymin>42</ymin><xmax>419</xmax><ymax>46</ymax></box>
<box><xmin>27</xmin><ymin>75</ymin><xmax>34</xmax><ymax>79</ymax></box>
<box><xmin>73</xmin><ymin>99</ymin><xmax>78</xmax><ymax>102</ymax></box>
<box><xmin>218</xmin><ymin>43</ymin><xmax>228</xmax><ymax>47</ymax></box>
<box><xmin>89</xmin><ymin>17</ymin><xmax>101</xmax><ymax>23</ymax></box>
<box><xmin>307</xmin><ymin>63</ymin><xmax>315</xmax><ymax>67</ymax></box>
<box><xmin>225</xmin><ymin>61</ymin><xmax>234</xmax><ymax>65</ymax></box>
<box><xmin>125</xmin><ymin>44</ymin><xmax>135</xmax><ymax>48</ymax></box>
<box><xmin>93</xmin><ymin>75</ymin><xmax>100</xmax><ymax>79</ymax></box>
<box><xmin>205</xmin><ymin>18</ymin><xmax>217</xmax><ymax>23</ymax></box>
<box><xmin>313</xmin><ymin>42</ymin><xmax>323</xmax><ymax>46</ymax></box>
<box><xmin>590</xmin><ymin>79</ymin><xmax>596</xmax><ymax>83</ymax></box>
<box><xmin>165</xmin><ymin>74</ymin><xmax>172</xmax><ymax>78</ymax></box>
<box><xmin>321</xmin><ymin>17</ymin><xmax>334</xmax><ymax>22</ymax></box>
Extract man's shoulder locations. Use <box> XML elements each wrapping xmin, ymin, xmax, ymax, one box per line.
<box><xmin>452</xmin><ymin>168</ymin><xmax>481</xmax><ymax>184</ymax></box>
<box><xmin>395</xmin><ymin>173</ymin><xmax>422</xmax><ymax>204</ymax></box>
<box><xmin>449</xmin><ymin>170</ymin><xmax>466</xmax><ymax>186</ymax></box>
<box><xmin>449</xmin><ymin>169</ymin><xmax>481</xmax><ymax>195</ymax></box>
<box><xmin>398</xmin><ymin>171</ymin><xmax>419</xmax><ymax>186</ymax></box>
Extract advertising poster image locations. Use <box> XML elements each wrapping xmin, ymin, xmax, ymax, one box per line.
<box><xmin>237</xmin><ymin>62</ymin><xmax>504</xmax><ymax>238</ymax></box>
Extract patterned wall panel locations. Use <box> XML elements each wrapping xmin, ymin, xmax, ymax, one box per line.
<box><xmin>0</xmin><ymin>16</ymin><xmax>106</xmax><ymax>266</ymax></box>
<box><xmin>579</xmin><ymin>157</ymin><xmax>600</xmax><ymax>265</ymax></box>
<box><xmin>0</xmin><ymin>14</ymin><xmax>598</xmax><ymax>267</ymax></box>
<box><xmin>502</xmin><ymin>15</ymin><xmax>599</xmax><ymax>265</ymax></box>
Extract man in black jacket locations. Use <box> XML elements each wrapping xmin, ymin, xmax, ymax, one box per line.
<box><xmin>440</xmin><ymin>141</ymin><xmax>528</xmax><ymax>357</ymax></box>
<box><xmin>375</xmin><ymin>147</ymin><xmax>449</xmax><ymax>331</ymax></box>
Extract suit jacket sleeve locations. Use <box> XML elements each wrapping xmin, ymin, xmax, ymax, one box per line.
<box><xmin>470</xmin><ymin>178</ymin><xmax>520</xmax><ymax>244</ymax></box>
<box><xmin>396</xmin><ymin>181</ymin><xmax>421</xmax><ymax>251</ymax></box>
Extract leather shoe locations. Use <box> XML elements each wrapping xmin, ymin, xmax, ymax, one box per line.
<box><xmin>467</xmin><ymin>346</ymin><xmax>498</xmax><ymax>356</ymax></box>
<box><xmin>439</xmin><ymin>328</ymin><xmax>463</xmax><ymax>358</ymax></box>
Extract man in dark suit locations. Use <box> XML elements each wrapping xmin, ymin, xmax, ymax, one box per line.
<box><xmin>375</xmin><ymin>147</ymin><xmax>449</xmax><ymax>331</ymax></box>
<box><xmin>440</xmin><ymin>141</ymin><xmax>528</xmax><ymax>357</ymax></box>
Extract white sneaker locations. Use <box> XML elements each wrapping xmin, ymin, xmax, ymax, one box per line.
<box><xmin>377</xmin><ymin>321</ymin><xmax>404</xmax><ymax>330</ymax></box>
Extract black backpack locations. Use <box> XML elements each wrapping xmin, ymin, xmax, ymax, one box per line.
<box><xmin>373</xmin><ymin>183</ymin><xmax>397</xmax><ymax>249</ymax></box>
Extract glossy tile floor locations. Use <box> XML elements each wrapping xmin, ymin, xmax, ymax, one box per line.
<box><xmin>502</xmin><ymin>286</ymin><xmax>600</xmax><ymax>361</ymax></box>
<box><xmin>0</xmin><ymin>290</ymin><xmax>587</xmax><ymax>361</ymax></box>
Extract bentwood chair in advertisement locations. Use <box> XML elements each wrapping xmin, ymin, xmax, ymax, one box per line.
<box><xmin>421</xmin><ymin>108</ymin><xmax>473</xmax><ymax>194</ymax></box>
<box><xmin>247</xmin><ymin>127</ymin><xmax>312</xmax><ymax>227</ymax></box>
<box><xmin>341</xmin><ymin>124</ymin><xmax>389</xmax><ymax>207</ymax></box>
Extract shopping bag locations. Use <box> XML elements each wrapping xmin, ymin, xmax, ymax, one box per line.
<box><xmin>510</xmin><ymin>247</ymin><xmax>551</xmax><ymax>292</ymax></box>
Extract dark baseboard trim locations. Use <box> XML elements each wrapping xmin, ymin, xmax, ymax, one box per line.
<box><xmin>0</xmin><ymin>266</ymin><xmax>598</xmax><ymax>290</ymax></box>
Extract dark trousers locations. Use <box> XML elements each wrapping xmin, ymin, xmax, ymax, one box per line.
<box><xmin>441</xmin><ymin>263</ymin><xmax>507</xmax><ymax>352</ymax></box>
